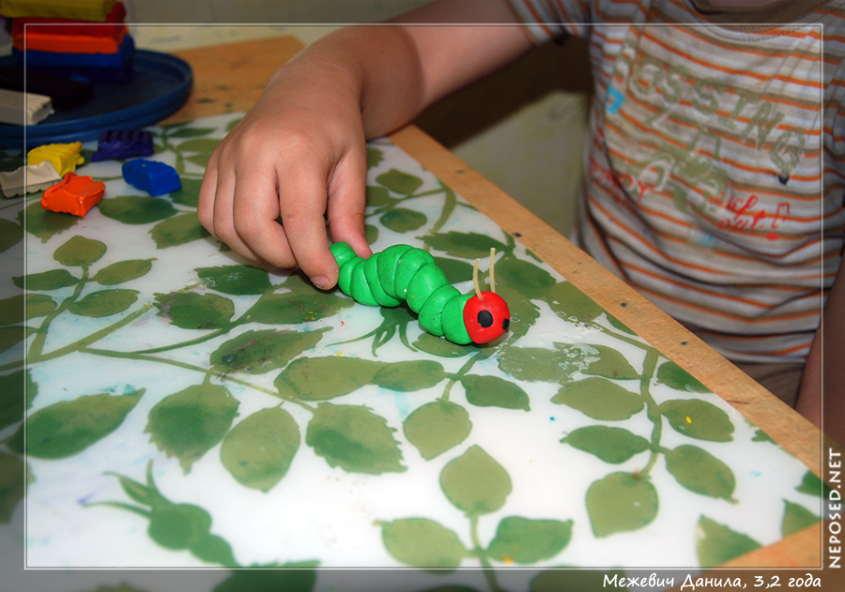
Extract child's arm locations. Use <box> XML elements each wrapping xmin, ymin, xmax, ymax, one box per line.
<box><xmin>197</xmin><ymin>0</ymin><xmax>532</xmax><ymax>289</ymax></box>
<box><xmin>796</xmin><ymin>260</ymin><xmax>845</xmax><ymax>447</ymax></box>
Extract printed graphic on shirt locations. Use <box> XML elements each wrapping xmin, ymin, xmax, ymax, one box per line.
<box><xmin>596</xmin><ymin>27</ymin><xmax>821</xmax><ymax>249</ymax></box>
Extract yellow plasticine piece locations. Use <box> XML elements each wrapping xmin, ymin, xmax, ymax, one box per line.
<box><xmin>0</xmin><ymin>0</ymin><xmax>115</xmax><ymax>21</ymax></box>
<box><xmin>28</xmin><ymin>142</ymin><xmax>85</xmax><ymax>177</ymax></box>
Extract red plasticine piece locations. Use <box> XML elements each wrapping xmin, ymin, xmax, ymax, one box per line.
<box><xmin>41</xmin><ymin>172</ymin><xmax>105</xmax><ymax>217</ymax></box>
<box><xmin>13</xmin><ymin>28</ymin><xmax>127</xmax><ymax>54</ymax></box>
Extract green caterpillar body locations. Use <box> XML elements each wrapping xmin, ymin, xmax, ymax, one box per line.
<box><xmin>329</xmin><ymin>242</ymin><xmax>510</xmax><ymax>345</ymax></box>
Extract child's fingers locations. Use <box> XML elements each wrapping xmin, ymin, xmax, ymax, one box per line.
<box><xmin>196</xmin><ymin>151</ymin><xmax>219</xmax><ymax>236</ymax></box>
<box><xmin>273</xmin><ymin>157</ymin><xmax>339</xmax><ymax>289</ymax></box>
<box><xmin>228</xmin><ymin>156</ymin><xmax>299</xmax><ymax>270</ymax></box>
<box><xmin>327</xmin><ymin>143</ymin><xmax>371</xmax><ymax>259</ymax></box>
<box><xmin>197</xmin><ymin>151</ymin><xmax>256</xmax><ymax>262</ymax></box>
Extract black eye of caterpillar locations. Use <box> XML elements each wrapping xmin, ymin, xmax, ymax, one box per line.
<box><xmin>477</xmin><ymin>310</ymin><xmax>493</xmax><ymax>328</ymax></box>
<box><xmin>502</xmin><ymin>318</ymin><xmax>509</xmax><ymax>330</ymax></box>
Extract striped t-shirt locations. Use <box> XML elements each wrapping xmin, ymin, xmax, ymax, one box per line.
<box><xmin>507</xmin><ymin>0</ymin><xmax>845</xmax><ymax>363</ymax></box>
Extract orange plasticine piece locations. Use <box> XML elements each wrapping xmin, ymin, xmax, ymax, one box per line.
<box><xmin>41</xmin><ymin>172</ymin><xmax>105</xmax><ymax>217</ymax></box>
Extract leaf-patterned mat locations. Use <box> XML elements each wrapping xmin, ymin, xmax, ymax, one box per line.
<box><xmin>0</xmin><ymin>113</ymin><xmax>824</xmax><ymax>588</ymax></box>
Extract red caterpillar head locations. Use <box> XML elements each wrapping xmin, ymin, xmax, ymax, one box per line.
<box><xmin>463</xmin><ymin>291</ymin><xmax>510</xmax><ymax>344</ymax></box>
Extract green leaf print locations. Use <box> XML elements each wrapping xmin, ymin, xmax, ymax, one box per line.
<box><xmin>190</xmin><ymin>533</ymin><xmax>239</xmax><ymax>566</ymax></box>
<box><xmin>366</xmin><ymin>224</ymin><xmax>379</xmax><ymax>245</ymax></box>
<box><xmin>167</xmin><ymin>126</ymin><xmax>216</xmax><ymax>138</ymax></box>
<box><xmin>493</xmin><ymin>257</ymin><xmax>556</xmax><ymax>300</ymax></box>
<box><xmin>695</xmin><ymin>515</ymin><xmax>761</xmax><ymax>567</ymax></box>
<box><xmin>196</xmin><ymin>265</ymin><xmax>272</xmax><ymax>295</ymax></box>
<box><xmin>155</xmin><ymin>292</ymin><xmax>234</xmax><ymax>330</ymax></box>
<box><xmin>440</xmin><ymin>445</ymin><xmax>511</xmax><ymax>517</ymax></box>
<box><xmin>0</xmin><ymin>294</ymin><xmax>55</xmax><ymax>325</ymax></box>
<box><xmin>366</xmin><ymin>185</ymin><xmax>397</xmax><ymax>207</ymax></box>
<box><xmin>373</xmin><ymin>360</ymin><xmax>445</xmax><ymax>391</ymax></box>
<box><xmin>92</xmin><ymin>259</ymin><xmax>154</xmax><ymax>285</ymax></box>
<box><xmin>498</xmin><ymin>346</ymin><xmax>588</xmax><ymax>383</ymax></box>
<box><xmin>145</xmin><ymin>384</ymin><xmax>239</xmax><ymax>473</ymax></box>
<box><xmin>380</xmin><ymin>518</ymin><xmax>467</xmax><ymax>570</ymax></box>
<box><xmin>552</xmin><ymin>378</ymin><xmax>644</xmax><ymax>421</ymax></box>
<box><xmin>366</xmin><ymin>147</ymin><xmax>384</xmax><ymax>169</ymax></box>
<box><xmin>244</xmin><ymin>291</ymin><xmax>354</xmax><ymax>325</ymax></box>
<box><xmin>213</xmin><ymin>568</ymin><xmax>318</xmax><ymax>592</ymax></box>
<box><xmin>752</xmin><ymin>429</ymin><xmax>776</xmax><ymax>443</ymax></box>
<box><xmin>606</xmin><ymin>314</ymin><xmax>636</xmax><ymax>335</ymax></box>
<box><xmin>305</xmin><ymin>403</ymin><xmax>405</xmax><ymax>474</ymax></box>
<box><xmin>403</xmin><ymin>399</ymin><xmax>472</xmax><ymax>460</ymax></box>
<box><xmin>220</xmin><ymin>406</ymin><xmax>300</xmax><ymax>492</ymax></box>
<box><xmin>25</xmin><ymin>390</ymin><xmax>143</xmax><ymax>458</ymax></box>
<box><xmin>276</xmin><ymin>356</ymin><xmax>384</xmax><ymax>401</ymax></box>
<box><xmin>461</xmin><ymin>375</ymin><xmax>530</xmax><ymax>411</ymax></box>
<box><xmin>18</xmin><ymin>199</ymin><xmax>78</xmax><ymax>243</ymax></box>
<box><xmin>12</xmin><ymin>268</ymin><xmax>79</xmax><ymax>290</ymax></box>
<box><xmin>413</xmin><ymin>332</ymin><xmax>473</xmax><ymax>357</ymax></box>
<box><xmin>0</xmin><ymin>369</ymin><xmax>33</xmax><ymax>430</ymax></box>
<box><xmin>586</xmin><ymin>472</ymin><xmax>659</xmax><ymax>537</ymax></box>
<box><xmin>0</xmin><ymin>326</ymin><xmax>34</xmax><ymax>354</ymax></box>
<box><xmin>53</xmin><ymin>235</ymin><xmax>106</xmax><ymax>267</ymax></box>
<box><xmin>0</xmin><ymin>452</ymin><xmax>25</xmax><ymax>523</ymax></box>
<box><xmin>796</xmin><ymin>470</ymin><xmax>831</xmax><ymax>498</ymax></box>
<box><xmin>171</xmin><ymin>177</ymin><xmax>202</xmax><ymax>207</ymax></box>
<box><xmin>486</xmin><ymin>516</ymin><xmax>573</xmax><ymax>564</ymax></box>
<box><xmin>98</xmin><ymin>195</ymin><xmax>177</xmax><ymax>225</ymax></box>
<box><xmin>186</xmin><ymin>153</ymin><xmax>212</xmax><ymax>168</ymax></box>
<box><xmin>112</xmin><ymin>472</ymin><xmax>163</xmax><ymax>507</ymax></box>
<box><xmin>656</xmin><ymin>360</ymin><xmax>710</xmax><ymax>393</ymax></box>
<box><xmin>497</xmin><ymin>285</ymin><xmax>540</xmax><ymax>339</ymax></box>
<box><xmin>98</xmin><ymin>463</ymin><xmax>238</xmax><ymax>567</ymax></box>
<box><xmin>210</xmin><ymin>328</ymin><xmax>327</xmax><ymax>375</ymax></box>
<box><xmin>150</xmin><ymin>213</ymin><xmax>209</xmax><ymax>248</ymax></box>
<box><xmin>68</xmin><ymin>289</ymin><xmax>139</xmax><ymax>318</ymax></box>
<box><xmin>433</xmin><ymin>256</ymin><xmax>474</xmax><ymax>285</ymax></box>
<box><xmin>582</xmin><ymin>345</ymin><xmax>639</xmax><ymax>380</ymax></box>
<box><xmin>658</xmin><ymin>399</ymin><xmax>735</xmax><ymax>442</ymax></box>
<box><xmin>0</xmin><ymin>218</ymin><xmax>23</xmax><ymax>253</ymax></box>
<box><xmin>781</xmin><ymin>500</ymin><xmax>820</xmax><ymax>537</ymax></box>
<box><xmin>175</xmin><ymin>137</ymin><xmax>221</xmax><ymax>154</ymax></box>
<box><xmin>379</xmin><ymin>208</ymin><xmax>428</xmax><ymax>233</ymax></box>
<box><xmin>664</xmin><ymin>445</ymin><xmax>736</xmax><ymax>502</ymax></box>
<box><xmin>546</xmin><ymin>281</ymin><xmax>605</xmax><ymax>323</ymax></box>
<box><xmin>148</xmin><ymin>503</ymin><xmax>213</xmax><ymax>549</ymax></box>
<box><xmin>422</xmin><ymin>232</ymin><xmax>507</xmax><ymax>260</ymax></box>
<box><xmin>561</xmin><ymin>426</ymin><xmax>650</xmax><ymax>464</ymax></box>
<box><xmin>376</xmin><ymin>168</ymin><xmax>423</xmax><ymax>195</ymax></box>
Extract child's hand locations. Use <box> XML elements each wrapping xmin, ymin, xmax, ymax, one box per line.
<box><xmin>198</xmin><ymin>3</ymin><xmax>529</xmax><ymax>289</ymax></box>
<box><xmin>197</xmin><ymin>57</ymin><xmax>372</xmax><ymax>290</ymax></box>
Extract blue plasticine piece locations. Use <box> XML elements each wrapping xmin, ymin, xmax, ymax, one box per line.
<box><xmin>122</xmin><ymin>159</ymin><xmax>181</xmax><ymax>196</ymax></box>
<box><xmin>92</xmin><ymin>130</ymin><xmax>154</xmax><ymax>162</ymax></box>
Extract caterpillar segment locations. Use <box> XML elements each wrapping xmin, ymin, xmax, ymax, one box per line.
<box><xmin>329</xmin><ymin>242</ymin><xmax>510</xmax><ymax>345</ymax></box>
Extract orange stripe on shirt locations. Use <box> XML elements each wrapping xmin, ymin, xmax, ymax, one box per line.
<box><xmin>622</xmin><ymin>272</ymin><xmax>822</xmax><ymax>324</ymax></box>
<box><xmin>641</xmin><ymin>30</ymin><xmax>823</xmax><ymax>90</ymax></box>
<box><xmin>663</xmin><ymin>22</ymin><xmax>825</xmax><ymax>63</ymax></box>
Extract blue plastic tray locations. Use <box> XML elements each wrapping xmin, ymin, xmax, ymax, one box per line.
<box><xmin>0</xmin><ymin>49</ymin><xmax>192</xmax><ymax>149</ymax></box>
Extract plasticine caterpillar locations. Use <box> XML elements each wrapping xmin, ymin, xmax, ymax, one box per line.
<box><xmin>329</xmin><ymin>242</ymin><xmax>510</xmax><ymax>345</ymax></box>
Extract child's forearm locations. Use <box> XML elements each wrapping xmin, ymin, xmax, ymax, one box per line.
<box><xmin>280</xmin><ymin>0</ymin><xmax>532</xmax><ymax>140</ymax></box>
